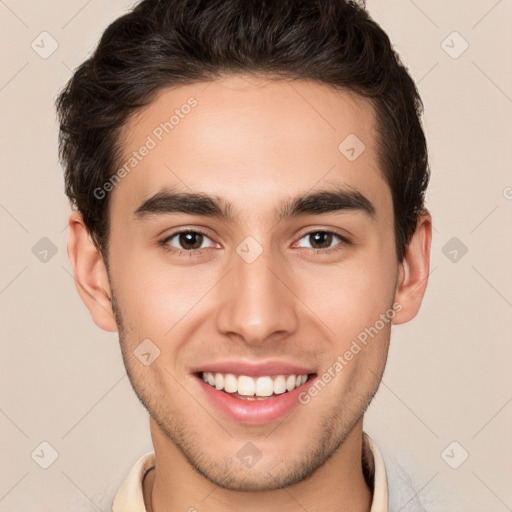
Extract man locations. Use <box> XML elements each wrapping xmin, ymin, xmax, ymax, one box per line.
<box><xmin>56</xmin><ymin>0</ymin><xmax>431</xmax><ymax>510</ymax></box>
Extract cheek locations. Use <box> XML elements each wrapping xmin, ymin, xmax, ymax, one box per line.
<box><xmin>108</xmin><ymin>243</ymin><xmax>172</xmax><ymax>337</ymax></box>
<box><xmin>298</xmin><ymin>253</ymin><xmax>397</xmax><ymax>341</ymax></box>
<box><xmin>109</xmin><ymin>245</ymin><xmax>221</xmax><ymax>343</ymax></box>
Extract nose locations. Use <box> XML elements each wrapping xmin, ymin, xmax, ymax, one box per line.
<box><xmin>215</xmin><ymin>242</ymin><xmax>299</xmax><ymax>346</ymax></box>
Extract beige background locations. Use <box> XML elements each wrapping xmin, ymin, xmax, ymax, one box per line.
<box><xmin>1</xmin><ymin>0</ymin><xmax>511</xmax><ymax>510</ymax></box>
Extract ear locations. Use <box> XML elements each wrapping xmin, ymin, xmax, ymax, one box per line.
<box><xmin>67</xmin><ymin>210</ymin><xmax>118</xmax><ymax>332</ymax></box>
<box><xmin>392</xmin><ymin>209</ymin><xmax>432</xmax><ymax>325</ymax></box>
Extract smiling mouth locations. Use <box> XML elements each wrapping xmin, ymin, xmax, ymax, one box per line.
<box><xmin>196</xmin><ymin>371</ymin><xmax>315</xmax><ymax>400</ymax></box>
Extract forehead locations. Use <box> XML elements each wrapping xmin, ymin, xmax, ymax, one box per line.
<box><xmin>111</xmin><ymin>75</ymin><xmax>389</xmax><ymax>222</ymax></box>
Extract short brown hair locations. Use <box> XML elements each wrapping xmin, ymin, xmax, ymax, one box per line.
<box><xmin>56</xmin><ymin>0</ymin><xmax>429</xmax><ymax>263</ymax></box>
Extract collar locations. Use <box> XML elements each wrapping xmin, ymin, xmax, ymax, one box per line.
<box><xmin>112</xmin><ymin>431</ymin><xmax>388</xmax><ymax>511</ymax></box>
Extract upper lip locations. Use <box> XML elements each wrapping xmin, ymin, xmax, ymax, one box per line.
<box><xmin>191</xmin><ymin>359</ymin><xmax>316</xmax><ymax>378</ymax></box>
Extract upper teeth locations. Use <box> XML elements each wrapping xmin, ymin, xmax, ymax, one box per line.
<box><xmin>201</xmin><ymin>372</ymin><xmax>308</xmax><ymax>396</ymax></box>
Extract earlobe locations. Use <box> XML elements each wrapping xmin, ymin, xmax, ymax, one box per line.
<box><xmin>392</xmin><ymin>210</ymin><xmax>432</xmax><ymax>325</ymax></box>
<box><xmin>67</xmin><ymin>211</ymin><xmax>118</xmax><ymax>333</ymax></box>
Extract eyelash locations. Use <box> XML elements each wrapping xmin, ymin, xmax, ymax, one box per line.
<box><xmin>158</xmin><ymin>229</ymin><xmax>351</xmax><ymax>257</ymax></box>
<box><xmin>158</xmin><ymin>229</ymin><xmax>214</xmax><ymax>258</ymax></box>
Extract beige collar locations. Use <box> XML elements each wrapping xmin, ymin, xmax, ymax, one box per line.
<box><xmin>112</xmin><ymin>431</ymin><xmax>388</xmax><ymax>511</ymax></box>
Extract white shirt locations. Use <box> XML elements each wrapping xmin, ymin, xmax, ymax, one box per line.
<box><xmin>112</xmin><ymin>431</ymin><xmax>388</xmax><ymax>511</ymax></box>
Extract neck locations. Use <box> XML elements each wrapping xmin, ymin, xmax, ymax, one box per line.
<box><xmin>144</xmin><ymin>417</ymin><xmax>373</xmax><ymax>512</ymax></box>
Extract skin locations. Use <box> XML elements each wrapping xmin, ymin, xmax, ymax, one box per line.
<box><xmin>67</xmin><ymin>75</ymin><xmax>431</xmax><ymax>512</ymax></box>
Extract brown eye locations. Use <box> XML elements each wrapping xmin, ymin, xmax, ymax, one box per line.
<box><xmin>179</xmin><ymin>232</ymin><xmax>203</xmax><ymax>250</ymax></box>
<box><xmin>297</xmin><ymin>231</ymin><xmax>343</xmax><ymax>250</ymax></box>
<box><xmin>308</xmin><ymin>231</ymin><xmax>334</xmax><ymax>249</ymax></box>
<box><xmin>164</xmin><ymin>231</ymin><xmax>212</xmax><ymax>251</ymax></box>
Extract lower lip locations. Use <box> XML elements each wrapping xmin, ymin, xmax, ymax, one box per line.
<box><xmin>195</xmin><ymin>374</ymin><xmax>315</xmax><ymax>425</ymax></box>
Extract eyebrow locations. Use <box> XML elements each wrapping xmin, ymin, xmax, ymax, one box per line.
<box><xmin>133</xmin><ymin>186</ymin><xmax>376</xmax><ymax>224</ymax></box>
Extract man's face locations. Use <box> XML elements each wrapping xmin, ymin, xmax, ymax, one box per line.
<box><xmin>106</xmin><ymin>76</ymin><xmax>398</xmax><ymax>490</ymax></box>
